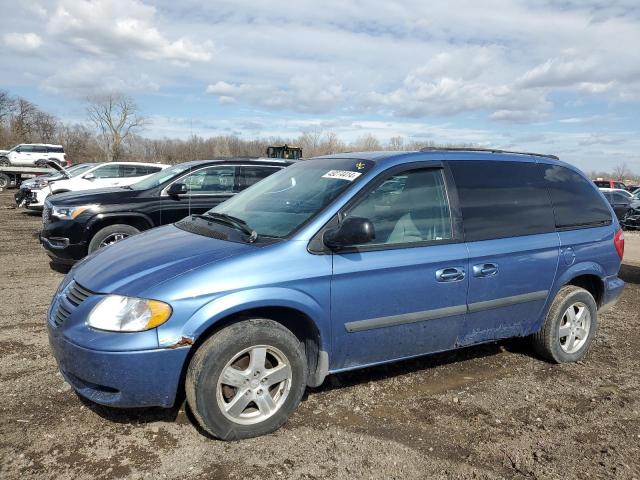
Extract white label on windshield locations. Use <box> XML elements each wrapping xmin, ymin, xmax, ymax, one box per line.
<box><xmin>322</xmin><ymin>170</ymin><xmax>362</xmax><ymax>181</ymax></box>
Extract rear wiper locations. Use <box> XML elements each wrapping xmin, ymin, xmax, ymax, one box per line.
<box><xmin>193</xmin><ymin>213</ymin><xmax>258</xmax><ymax>243</ymax></box>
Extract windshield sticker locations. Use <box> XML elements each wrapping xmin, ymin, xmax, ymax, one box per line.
<box><xmin>322</xmin><ymin>170</ymin><xmax>362</xmax><ymax>181</ymax></box>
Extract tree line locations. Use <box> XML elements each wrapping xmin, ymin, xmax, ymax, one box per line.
<box><xmin>0</xmin><ymin>90</ymin><xmax>475</xmax><ymax>165</ymax></box>
<box><xmin>0</xmin><ymin>90</ymin><xmax>635</xmax><ymax>182</ymax></box>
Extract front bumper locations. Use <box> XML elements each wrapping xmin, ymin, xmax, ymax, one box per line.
<box><xmin>14</xmin><ymin>187</ymin><xmax>45</xmax><ymax>209</ymax></box>
<box><xmin>48</xmin><ymin>327</ymin><xmax>190</xmax><ymax>408</ymax></box>
<box><xmin>40</xmin><ymin>234</ymin><xmax>86</xmax><ymax>264</ymax></box>
<box><xmin>40</xmin><ymin>218</ymin><xmax>88</xmax><ymax>264</ymax></box>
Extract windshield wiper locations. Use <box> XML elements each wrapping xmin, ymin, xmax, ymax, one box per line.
<box><xmin>120</xmin><ymin>185</ymin><xmax>133</xmax><ymax>190</ymax></box>
<box><xmin>193</xmin><ymin>212</ymin><xmax>258</xmax><ymax>243</ymax></box>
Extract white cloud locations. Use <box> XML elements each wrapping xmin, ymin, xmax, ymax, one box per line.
<box><xmin>2</xmin><ymin>32</ymin><xmax>42</xmax><ymax>52</ymax></box>
<box><xmin>41</xmin><ymin>59</ymin><xmax>160</xmax><ymax>95</ymax></box>
<box><xmin>48</xmin><ymin>0</ymin><xmax>213</xmax><ymax>64</ymax></box>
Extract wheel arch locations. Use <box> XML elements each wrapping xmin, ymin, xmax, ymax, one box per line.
<box><xmin>171</xmin><ymin>289</ymin><xmax>330</xmax><ymax>390</ymax></box>
<box><xmin>85</xmin><ymin>213</ymin><xmax>154</xmax><ymax>238</ymax></box>
<box><xmin>554</xmin><ymin>261</ymin><xmax>606</xmax><ymax>307</ymax></box>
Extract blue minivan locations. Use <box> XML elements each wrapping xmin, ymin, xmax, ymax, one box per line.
<box><xmin>48</xmin><ymin>149</ymin><xmax>625</xmax><ymax>439</ymax></box>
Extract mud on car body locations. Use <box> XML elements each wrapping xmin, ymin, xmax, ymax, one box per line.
<box><xmin>48</xmin><ymin>149</ymin><xmax>625</xmax><ymax>440</ymax></box>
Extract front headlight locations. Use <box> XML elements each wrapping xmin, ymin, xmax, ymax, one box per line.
<box><xmin>51</xmin><ymin>204</ymin><xmax>98</xmax><ymax>220</ymax></box>
<box><xmin>87</xmin><ymin>295</ymin><xmax>172</xmax><ymax>332</ymax></box>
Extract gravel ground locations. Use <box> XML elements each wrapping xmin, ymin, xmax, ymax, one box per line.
<box><xmin>1</xmin><ymin>189</ymin><xmax>639</xmax><ymax>479</ymax></box>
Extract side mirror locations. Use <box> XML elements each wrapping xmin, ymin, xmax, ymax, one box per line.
<box><xmin>323</xmin><ymin>217</ymin><xmax>375</xmax><ymax>250</ymax></box>
<box><xmin>167</xmin><ymin>182</ymin><xmax>188</xmax><ymax>196</ymax></box>
<box><xmin>83</xmin><ymin>172</ymin><xmax>96</xmax><ymax>180</ymax></box>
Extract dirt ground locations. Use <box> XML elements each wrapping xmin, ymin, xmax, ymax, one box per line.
<box><xmin>0</xmin><ymin>189</ymin><xmax>639</xmax><ymax>480</ymax></box>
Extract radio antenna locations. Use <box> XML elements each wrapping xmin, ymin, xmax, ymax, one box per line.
<box><xmin>188</xmin><ymin>118</ymin><xmax>193</xmax><ymax>218</ymax></box>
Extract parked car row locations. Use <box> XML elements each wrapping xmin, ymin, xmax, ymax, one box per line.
<box><xmin>42</xmin><ymin>148</ymin><xmax>624</xmax><ymax>441</ymax></box>
<box><xmin>40</xmin><ymin>159</ymin><xmax>288</xmax><ymax>264</ymax></box>
<box><xmin>16</xmin><ymin>161</ymin><xmax>168</xmax><ymax>209</ymax></box>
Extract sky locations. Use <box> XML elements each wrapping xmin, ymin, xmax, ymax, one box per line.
<box><xmin>1</xmin><ymin>0</ymin><xmax>639</xmax><ymax>172</ymax></box>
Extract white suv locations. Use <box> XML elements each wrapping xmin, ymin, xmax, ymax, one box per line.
<box><xmin>0</xmin><ymin>144</ymin><xmax>67</xmax><ymax>167</ymax></box>
<box><xmin>26</xmin><ymin>162</ymin><xmax>169</xmax><ymax>208</ymax></box>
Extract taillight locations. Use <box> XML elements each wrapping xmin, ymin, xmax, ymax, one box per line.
<box><xmin>614</xmin><ymin>228</ymin><xmax>624</xmax><ymax>259</ymax></box>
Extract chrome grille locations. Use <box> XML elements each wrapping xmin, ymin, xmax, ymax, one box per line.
<box><xmin>53</xmin><ymin>281</ymin><xmax>93</xmax><ymax>327</ymax></box>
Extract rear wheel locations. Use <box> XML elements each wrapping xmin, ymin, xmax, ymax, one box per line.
<box><xmin>186</xmin><ymin>319</ymin><xmax>307</xmax><ymax>440</ymax></box>
<box><xmin>0</xmin><ymin>173</ymin><xmax>10</xmax><ymax>189</ymax></box>
<box><xmin>531</xmin><ymin>285</ymin><xmax>598</xmax><ymax>363</ymax></box>
<box><xmin>88</xmin><ymin>224</ymin><xmax>140</xmax><ymax>253</ymax></box>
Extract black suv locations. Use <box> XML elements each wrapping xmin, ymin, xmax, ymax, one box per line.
<box><xmin>41</xmin><ymin>159</ymin><xmax>290</xmax><ymax>265</ymax></box>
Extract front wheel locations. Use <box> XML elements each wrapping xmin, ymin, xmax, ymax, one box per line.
<box><xmin>531</xmin><ymin>285</ymin><xmax>598</xmax><ymax>363</ymax></box>
<box><xmin>88</xmin><ymin>224</ymin><xmax>140</xmax><ymax>253</ymax></box>
<box><xmin>0</xmin><ymin>157</ymin><xmax>9</xmax><ymax>167</ymax></box>
<box><xmin>186</xmin><ymin>319</ymin><xmax>307</xmax><ymax>440</ymax></box>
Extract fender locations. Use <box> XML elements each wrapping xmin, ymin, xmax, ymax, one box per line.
<box><xmin>553</xmin><ymin>261</ymin><xmax>606</xmax><ymax>296</ymax></box>
<box><xmin>526</xmin><ymin>260</ymin><xmax>606</xmax><ymax>335</ymax></box>
<box><xmin>159</xmin><ymin>287</ymin><xmax>330</xmax><ymax>353</ymax></box>
<box><xmin>85</xmin><ymin>212</ymin><xmax>154</xmax><ymax>233</ymax></box>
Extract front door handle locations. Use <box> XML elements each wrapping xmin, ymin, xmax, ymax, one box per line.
<box><xmin>436</xmin><ymin>267</ymin><xmax>465</xmax><ymax>282</ymax></box>
<box><xmin>472</xmin><ymin>263</ymin><xmax>498</xmax><ymax>277</ymax></box>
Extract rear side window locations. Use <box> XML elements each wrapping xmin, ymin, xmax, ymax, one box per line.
<box><xmin>449</xmin><ymin>161</ymin><xmax>555</xmax><ymax>241</ymax></box>
<box><xmin>240</xmin><ymin>166</ymin><xmax>280</xmax><ymax>189</ymax></box>
<box><xmin>48</xmin><ymin>146</ymin><xmax>64</xmax><ymax>153</ymax></box>
<box><xmin>540</xmin><ymin>164</ymin><xmax>612</xmax><ymax>229</ymax></box>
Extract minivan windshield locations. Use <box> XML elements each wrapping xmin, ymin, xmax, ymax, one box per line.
<box><xmin>129</xmin><ymin>163</ymin><xmax>193</xmax><ymax>190</ymax></box>
<box><xmin>208</xmin><ymin>158</ymin><xmax>373</xmax><ymax>238</ymax></box>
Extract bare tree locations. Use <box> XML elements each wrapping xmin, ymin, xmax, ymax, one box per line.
<box><xmin>86</xmin><ymin>93</ymin><xmax>145</xmax><ymax>161</ymax></box>
<box><xmin>612</xmin><ymin>162</ymin><xmax>632</xmax><ymax>182</ymax></box>
<box><xmin>354</xmin><ymin>133</ymin><xmax>382</xmax><ymax>151</ymax></box>
<box><xmin>0</xmin><ymin>90</ymin><xmax>15</xmax><ymax>124</ymax></box>
<box><xmin>388</xmin><ymin>136</ymin><xmax>404</xmax><ymax>150</ymax></box>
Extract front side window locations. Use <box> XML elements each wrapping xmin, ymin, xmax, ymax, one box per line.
<box><xmin>19</xmin><ymin>145</ymin><xmax>35</xmax><ymax>153</ymax></box>
<box><xmin>180</xmin><ymin>166</ymin><xmax>236</xmax><ymax>194</ymax></box>
<box><xmin>345</xmin><ymin>168</ymin><xmax>452</xmax><ymax>246</ymax></box>
<box><xmin>612</xmin><ymin>192</ymin><xmax>630</xmax><ymax>204</ymax></box>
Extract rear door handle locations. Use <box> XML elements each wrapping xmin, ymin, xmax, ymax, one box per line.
<box><xmin>436</xmin><ymin>267</ymin><xmax>465</xmax><ymax>282</ymax></box>
<box><xmin>472</xmin><ymin>263</ymin><xmax>498</xmax><ymax>277</ymax></box>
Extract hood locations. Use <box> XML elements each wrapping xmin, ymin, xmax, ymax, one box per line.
<box><xmin>44</xmin><ymin>160</ymin><xmax>71</xmax><ymax>177</ymax></box>
<box><xmin>73</xmin><ymin>224</ymin><xmax>254</xmax><ymax>295</ymax></box>
<box><xmin>48</xmin><ymin>187</ymin><xmax>138</xmax><ymax>205</ymax></box>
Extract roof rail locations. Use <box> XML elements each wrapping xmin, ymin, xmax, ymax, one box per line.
<box><xmin>418</xmin><ymin>146</ymin><xmax>559</xmax><ymax>161</ymax></box>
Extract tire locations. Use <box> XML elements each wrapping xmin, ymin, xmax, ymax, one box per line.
<box><xmin>0</xmin><ymin>157</ymin><xmax>9</xmax><ymax>167</ymax></box>
<box><xmin>531</xmin><ymin>285</ymin><xmax>599</xmax><ymax>363</ymax></box>
<box><xmin>0</xmin><ymin>173</ymin><xmax>10</xmax><ymax>189</ymax></box>
<box><xmin>88</xmin><ymin>224</ymin><xmax>140</xmax><ymax>253</ymax></box>
<box><xmin>186</xmin><ymin>318</ymin><xmax>307</xmax><ymax>440</ymax></box>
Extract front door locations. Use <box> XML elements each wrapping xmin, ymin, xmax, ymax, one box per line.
<box><xmin>155</xmin><ymin>165</ymin><xmax>238</xmax><ymax>225</ymax></box>
<box><xmin>330</xmin><ymin>166</ymin><xmax>468</xmax><ymax>371</ymax></box>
